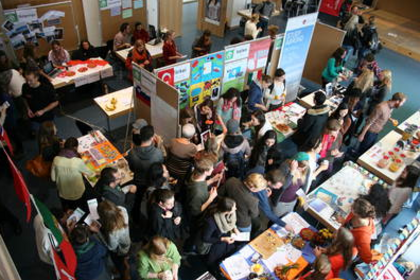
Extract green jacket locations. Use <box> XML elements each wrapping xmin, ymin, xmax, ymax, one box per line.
<box><xmin>322</xmin><ymin>57</ymin><xmax>343</xmax><ymax>82</ymax></box>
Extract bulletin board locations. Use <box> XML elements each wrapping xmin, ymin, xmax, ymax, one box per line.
<box><xmin>302</xmin><ymin>22</ymin><xmax>345</xmax><ymax>85</ymax></box>
<box><xmin>99</xmin><ymin>0</ymin><xmax>147</xmax><ymax>44</ymax></box>
<box><xmin>2</xmin><ymin>1</ymin><xmax>80</xmax><ymax>56</ymax></box>
<box><xmin>197</xmin><ymin>0</ymin><xmax>228</xmax><ymax>38</ymax></box>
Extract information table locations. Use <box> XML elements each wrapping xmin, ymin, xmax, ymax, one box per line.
<box><xmin>306</xmin><ymin>162</ymin><xmax>389</xmax><ymax>232</ymax></box>
<box><xmin>51</xmin><ymin>58</ymin><xmax>113</xmax><ymax>89</ymax></box>
<box><xmin>115</xmin><ymin>42</ymin><xmax>164</xmax><ymax>63</ymax></box>
<box><xmin>299</xmin><ymin>90</ymin><xmax>344</xmax><ymax>112</ymax></box>
<box><xmin>94</xmin><ymin>87</ymin><xmax>133</xmax><ymax>131</ymax></box>
<box><xmin>220</xmin><ymin>213</ymin><xmax>315</xmax><ymax>280</ymax></box>
<box><xmin>77</xmin><ymin>130</ymin><xmax>132</xmax><ymax>186</ymax></box>
<box><xmin>396</xmin><ymin>110</ymin><xmax>420</xmax><ymax>136</ymax></box>
<box><xmin>357</xmin><ymin>131</ymin><xmax>420</xmax><ymax>184</ymax></box>
<box><xmin>265</xmin><ymin>102</ymin><xmax>307</xmax><ymax>142</ymax></box>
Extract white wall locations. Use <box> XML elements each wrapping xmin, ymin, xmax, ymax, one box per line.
<box><xmin>227</xmin><ymin>0</ymin><xmax>248</xmax><ymax>28</ymax></box>
<box><xmin>82</xmin><ymin>0</ymin><xmax>102</xmax><ymax>46</ymax></box>
<box><xmin>147</xmin><ymin>0</ymin><xmax>159</xmax><ymax>29</ymax></box>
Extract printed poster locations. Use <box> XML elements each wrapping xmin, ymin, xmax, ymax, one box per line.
<box><xmin>156</xmin><ymin>68</ymin><xmax>175</xmax><ymax>86</ymax></box>
<box><xmin>16</xmin><ymin>9</ymin><xmax>38</xmax><ymax>23</ymax></box>
<box><xmin>247</xmin><ymin>38</ymin><xmax>271</xmax><ymax>71</ymax></box>
<box><xmin>223</xmin><ymin>58</ymin><xmax>247</xmax><ymax>82</ymax></box>
<box><xmin>175</xmin><ymin>80</ymin><xmax>191</xmax><ymax>109</ymax></box>
<box><xmin>190</xmin><ymin>51</ymin><xmax>224</xmax><ymax>85</ymax></box>
<box><xmin>275</xmin><ymin>34</ymin><xmax>284</xmax><ymax>50</ymax></box>
<box><xmin>133</xmin><ymin>63</ymin><xmax>150</xmax><ymax>106</ymax></box>
<box><xmin>189</xmin><ymin>82</ymin><xmax>205</xmax><ymax>107</ymax></box>
<box><xmin>225</xmin><ymin>43</ymin><xmax>250</xmax><ymax>62</ymax></box>
<box><xmin>4</xmin><ymin>11</ymin><xmax>18</xmax><ymax>23</ymax></box>
<box><xmin>140</xmin><ymin>67</ymin><xmax>156</xmax><ymax>96</ymax></box>
<box><xmin>174</xmin><ymin>63</ymin><xmax>191</xmax><ymax>83</ymax></box>
<box><xmin>223</xmin><ymin>77</ymin><xmax>245</xmax><ymax>93</ymax></box>
<box><xmin>204</xmin><ymin>0</ymin><xmax>222</xmax><ymax>26</ymax></box>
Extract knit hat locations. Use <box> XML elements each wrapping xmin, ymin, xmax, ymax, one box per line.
<box><xmin>294</xmin><ymin>152</ymin><xmax>310</xmax><ymax>162</ymax></box>
<box><xmin>226</xmin><ymin>119</ymin><xmax>240</xmax><ymax>135</ymax></box>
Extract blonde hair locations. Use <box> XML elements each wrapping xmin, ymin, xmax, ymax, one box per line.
<box><xmin>97</xmin><ymin>200</ymin><xmax>127</xmax><ymax>240</ymax></box>
<box><xmin>381</xmin><ymin>69</ymin><xmax>392</xmax><ymax>89</ymax></box>
<box><xmin>144</xmin><ymin>236</ymin><xmax>172</xmax><ymax>263</ymax></box>
<box><xmin>244</xmin><ymin>173</ymin><xmax>267</xmax><ymax>191</ymax></box>
<box><xmin>251</xmin><ymin>13</ymin><xmax>259</xmax><ymax>22</ymax></box>
<box><xmin>289</xmin><ymin>159</ymin><xmax>309</xmax><ymax>185</ymax></box>
<box><xmin>354</xmin><ymin>68</ymin><xmax>374</xmax><ymax>94</ymax></box>
<box><xmin>344</xmin><ymin>14</ymin><xmax>359</xmax><ymax>32</ymax></box>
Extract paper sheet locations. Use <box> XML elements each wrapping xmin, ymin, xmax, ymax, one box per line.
<box><xmin>232</xmin><ymin>232</ymin><xmax>250</xmax><ymax>242</ymax></box>
<box><xmin>87</xmin><ymin>72</ymin><xmax>101</xmax><ymax>84</ymax></box>
<box><xmin>67</xmin><ymin>208</ymin><xmax>85</xmax><ymax>225</ymax></box>
<box><xmin>279</xmin><ymin>243</ymin><xmax>301</xmax><ymax>263</ymax></box>
<box><xmin>16</xmin><ymin>8</ymin><xmax>37</xmax><ymax>23</ymax></box>
<box><xmin>261</xmin><ymin>249</ymin><xmax>289</xmax><ymax>270</ymax></box>
<box><xmin>222</xmin><ymin>255</ymin><xmax>250</xmax><ymax>280</ymax></box>
<box><xmin>122</xmin><ymin>0</ymin><xmax>132</xmax><ymax>9</ymax></box>
<box><xmin>87</xmin><ymin>199</ymin><xmax>99</xmax><ymax>220</ymax></box>
<box><xmin>100</xmin><ymin>67</ymin><xmax>114</xmax><ymax>79</ymax></box>
<box><xmin>122</xmin><ymin>8</ymin><xmax>133</xmax><ymax>19</ymax></box>
<box><xmin>238</xmin><ymin>245</ymin><xmax>254</xmax><ymax>259</ymax></box>
<box><xmin>281</xmin><ymin>212</ymin><xmax>310</xmax><ymax>234</ymax></box>
<box><xmin>74</xmin><ymin>75</ymin><xmax>89</xmax><ymax>87</ymax></box>
<box><xmin>133</xmin><ymin>0</ymin><xmax>143</xmax><ymax>9</ymax></box>
<box><xmin>110</xmin><ymin>6</ymin><xmax>121</xmax><ymax>16</ymax></box>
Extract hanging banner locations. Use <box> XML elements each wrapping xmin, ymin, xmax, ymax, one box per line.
<box><xmin>278</xmin><ymin>12</ymin><xmax>318</xmax><ymax>102</ymax></box>
<box><xmin>247</xmin><ymin>38</ymin><xmax>271</xmax><ymax>71</ymax></box>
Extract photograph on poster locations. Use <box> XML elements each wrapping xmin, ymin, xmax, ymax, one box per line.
<box><xmin>54</xmin><ymin>28</ymin><xmax>64</xmax><ymax>40</ymax></box>
<box><xmin>205</xmin><ymin>0</ymin><xmax>222</xmax><ymax>25</ymax></box>
<box><xmin>28</xmin><ymin>20</ymin><xmax>43</xmax><ymax>32</ymax></box>
<box><xmin>2</xmin><ymin>20</ymin><xmax>15</xmax><ymax>32</ymax></box>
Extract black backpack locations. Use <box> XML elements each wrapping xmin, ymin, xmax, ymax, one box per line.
<box><xmin>223</xmin><ymin>150</ymin><xmax>246</xmax><ymax>180</ymax></box>
<box><xmin>368</xmin><ymin>30</ymin><xmax>382</xmax><ymax>53</ymax></box>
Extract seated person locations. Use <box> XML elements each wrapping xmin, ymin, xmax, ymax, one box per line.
<box><xmin>72</xmin><ymin>40</ymin><xmax>98</xmax><ymax>61</ymax></box>
<box><xmin>48</xmin><ymin>40</ymin><xmax>70</xmax><ymax>66</ymax></box>
<box><xmin>125</xmin><ymin>39</ymin><xmax>152</xmax><ymax>80</ymax></box>
<box><xmin>133</xmin><ymin>22</ymin><xmax>150</xmax><ymax>43</ymax></box>
<box><xmin>113</xmin><ymin>22</ymin><xmax>131</xmax><ymax>51</ymax></box>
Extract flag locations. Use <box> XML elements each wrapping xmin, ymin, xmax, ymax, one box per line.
<box><xmin>33</xmin><ymin>198</ymin><xmax>77</xmax><ymax>277</ymax></box>
<box><xmin>0</xmin><ymin>125</ymin><xmax>14</xmax><ymax>155</ymax></box>
<box><xmin>3</xmin><ymin>148</ymin><xmax>31</xmax><ymax>221</ymax></box>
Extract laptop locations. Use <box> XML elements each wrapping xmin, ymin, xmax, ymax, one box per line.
<box><xmin>43</xmin><ymin>61</ymin><xmax>63</xmax><ymax>78</ymax></box>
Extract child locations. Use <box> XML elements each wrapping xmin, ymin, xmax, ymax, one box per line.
<box><xmin>299</xmin><ymin>254</ymin><xmax>333</xmax><ymax>280</ymax></box>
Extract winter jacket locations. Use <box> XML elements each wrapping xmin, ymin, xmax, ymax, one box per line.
<box><xmin>126</xmin><ymin>145</ymin><xmax>164</xmax><ymax>186</ymax></box>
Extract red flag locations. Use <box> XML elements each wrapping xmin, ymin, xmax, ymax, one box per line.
<box><xmin>52</xmin><ymin>242</ymin><xmax>77</xmax><ymax>280</ymax></box>
<box><xmin>3</xmin><ymin>148</ymin><xmax>31</xmax><ymax>221</ymax></box>
<box><xmin>0</xmin><ymin>126</ymin><xmax>13</xmax><ymax>155</ymax></box>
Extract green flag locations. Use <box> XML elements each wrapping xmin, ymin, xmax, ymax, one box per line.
<box><xmin>33</xmin><ymin>197</ymin><xmax>64</xmax><ymax>244</ymax></box>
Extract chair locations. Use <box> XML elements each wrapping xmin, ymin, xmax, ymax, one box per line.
<box><xmin>149</xmin><ymin>25</ymin><xmax>157</xmax><ymax>40</ymax></box>
<box><xmin>75</xmin><ymin>120</ymin><xmax>93</xmax><ymax>135</ymax></box>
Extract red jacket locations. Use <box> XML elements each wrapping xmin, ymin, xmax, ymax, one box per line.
<box><xmin>133</xmin><ymin>29</ymin><xmax>150</xmax><ymax>44</ymax></box>
<box><xmin>328</xmin><ymin>254</ymin><xmax>345</xmax><ymax>278</ymax></box>
<box><xmin>125</xmin><ymin>48</ymin><xmax>152</xmax><ymax>80</ymax></box>
<box><xmin>345</xmin><ymin>213</ymin><xmax>375</xmax><ymax>264</ymax></box>
<box><xmin>163</xmin><ymin>40</ymin><xmax>178</xmax><ymax>66</ymax></box>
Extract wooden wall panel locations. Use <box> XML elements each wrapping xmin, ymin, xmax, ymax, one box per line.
<box><xmin>302</xmin><ymin>22</ymin><xmax>345</xmax><ymax>85</ymax></box>
<box><xmin>197</xmin><ymin>0</ymin><xmax>228</xmax><ymax>37</ymax></box>
<box><xmin>375</xmin><ymin>0</ymin><xmax>420</xmax><ymax>23</ymax></box>
<box><xmin>159</xmin><ymin>0</ymin><xmax>183</xmax><ymax>36</ymax></box>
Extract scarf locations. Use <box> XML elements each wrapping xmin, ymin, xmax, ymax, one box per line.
<box><xmin>51</xmin><ymin>47</ymin><xmax>67</xmax><ymax>65</ymax></box>
<box><xmin>222</xmin><ymin>99</ymin><xmax>240</xmax><ymax>120</ymax></box>
<box><xmin>213</xmin><ymin>211</ymin><xmax>237</xmax><ymax>234</ymax></box>
<box><xmin>320</xmin><ymin>133</ymin><xmax>336</xmax><ymax>159</ymax></box>
<box><xmin>58</xmin><ymin>148</ymin><xmax>80</xmax><ymax>159</ymax></box>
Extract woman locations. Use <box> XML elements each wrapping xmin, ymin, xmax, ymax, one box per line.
<box><xmin>192</xmin><ymin>30</ymin><xmax>212</xmax><ymax>58</ymax></box>
<box><xmin>48</xmin><ymin>40</ymin><xmax>70</xmax><ymax>66</ymax></box>
<box><xmin>194</xmin><ymin>98</ymin><xmax>214</xmax><ymax>133</ymax></box>
<box><xmin>215</xmin><ymin>88</ymin><xmax>242</xmax><ymax>135</ymax></box>
<box><xmin>148</xmin><ymin>189</ymin><xmax>182</xmax><ymax>242</ymax></box>
<box><xmin>22</xmin><ymin>43</ymin><xmax>52</xmax><ymax>82</ymax></box>
<box><xmin>341</xmin><ymin>198</ymin><xmax>376</xmax><ymax>264</ymax></box>
<box><xmin>133</xmin><ymin>22</ymin><xmax>150</xmax><ymax>44</ymax></box>
<box><xmin>265</xmin><ymin>68</ymin><xmax>286</xmax><ymax>111</ymax></box>
<box><xmin>342</xmin><ymin>88</ymin><xmax>363</xmax><ymax>144</ymax></box>
<box><xmin>137</xmin><ymin>236</ymin><xmax>181</xmax><ymax>280</ymax></box>
<box><xmin>314</xmin><ymin>227</ymin><xmax>354</xmax><ymax>279</ymax></box>
<box><xmin>198</xmin><ymin>197</ymin><xmax>239</xmax><ymax>265</ymax></box>
<box><xmin>244</xmin><ymin>14</ymin><xmax>261</xmax><ymax>39</ymax></box>
<box><xmin>274</xmin><ymin>153</ymin><xmax>309</xmax><ymax>217</ymax></box>
<box><xmin>367</xmin><ymin>69</ymin><xmax>392</xmax><ymax>115</ymax></box>
<box><xmin>162</xmin><ymin>30</ymin><xmax>183</xmax><ymax>66</ymax></box>
<box><xmin>321</xmin><ymin>47</ymin><xmax>347</xmax><ymax>86</ymax></box>
<box><xmin>97</xmin><ymin>200</ymin><xmax>131</xmax><ymax>280</ymax></box>
<box><xmin>126</xmin><ymin>39</ymin><xmax>153</xmax><ymax>79</ymax></box>
<box><xmin>248</xmin><ymin>130</ymin><xmax>278</xmax><ymax>172</ymax></box>
<box><xmin>299</xmin><ymin>254</ymin><xmax>332</xmax><ymax>280</ymax></box>
<box><xmin>243</xmin><ymin>110</ymin><xmax>273</xmax><ymax>141</ymax></box>
<box><xmin>51</xmin><ymin>137</ymin><xmax>95</xmax><ymax>210</ymax></box>
<box><xmin>38</xmin><ymin>120</ymin><xmax>61</xmax><ymax>162</ymax></box>
<box><xmin>342</xmin><ymin>14</ymin><xmax>361</xmax><ymax>63</ymax></box>
<box><xmin>72</xmin><ymin>40</ymin><xmax>98</xmax><ymax>61</ymax></box>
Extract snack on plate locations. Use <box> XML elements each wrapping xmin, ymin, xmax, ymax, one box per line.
<box><xmin>66</xmin><ymin>71</ymin><xmax>76</xmax><ymax>77</ymax></box>
<box><xmin>274</xmin><ymin>264</ymin><xmax>299</xmax><ymax>280</ymax></box>
<box><xmin>318</xmin><ymin>228</ymin><xmax>333</xmax><ymax>240</ymax></box>
<box><xmin>300</xmin><ymin>228</ymin><xmax>315</xmax><ymax>241</ymax></box>
<box><xmin>87</xmin><ymin>63</ymin><xmax>97</xmax><ymax>68</ymax></box>
<box><xmin>251</xmin><ymin>264</ymin><xmax>264</xmax><ymax>275</ymax></box>
<box><xmin>78</xmin><ymin>67</ymin><xmax>88</xmax><ymax>73</ymax></box>
<box><xmin>276</xmin><ymin>123</ymin><xmax>289</xmax><ymax>133</ymax></box>
<box><xmin>292</xmin><ymin>237</ymin><xmax>305</xmax><ymax>249</ymax></box>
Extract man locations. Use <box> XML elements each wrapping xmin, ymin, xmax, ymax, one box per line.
<box><xmin>126</xmin><ymin>125</ymin><xmax>164</xmax><ymax>188</ymax></box>
<box><xmin>113</xmin><ymin>22</ymin><xmax>131</xmax><ymax>51</ymax></box>
<box><xmin>255</xmin><ymin>0</ymin><xmax>275</xmax><ymax>37</ymax></box>
<box><xmin>357</xmin><ymin>92</ymin><xmax>407</xmax><ymax>155</ymax></box>
<box><xmin>22</xmin><ymin>70</ymin><xmax>59</xmax><ymax>132</ymax></box>
<box><xmin>247</xmin><ymin>74</ymin><xmax>273</xmax><ymax>113</ymax></box>
<box><xmin>96</xmin><ymin>167</ymin><xmax>137</xmax><ymax>212</ymax></box>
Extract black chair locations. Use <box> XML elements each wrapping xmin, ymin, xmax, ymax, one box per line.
<box><xmin>149</xmin><ymin>25</ymin><xmax>157</xmax><ymax>40</ymax></box>
<box><xmin>75</xmin><ymin>120</ymin><xmax>93</xmax><ymax>135</ymax></box>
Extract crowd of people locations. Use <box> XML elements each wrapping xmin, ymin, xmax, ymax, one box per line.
<box><xmin>0</xmin><ymin>1</ymin><xmax>419</xmax><ymax>280</ymax></box>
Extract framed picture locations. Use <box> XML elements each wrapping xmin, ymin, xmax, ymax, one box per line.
<box><xmin>204</xmin><ymin>0</ymin><xmax>222</xmax><ymax>25</ymax></box>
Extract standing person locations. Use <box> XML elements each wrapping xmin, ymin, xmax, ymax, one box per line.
<box><xmin>357</xmin><ymin>92</ymin><xmax>407</xmax><ymax>155</ymax></box>
<box><xmin>367</xmin><ymin>69</ymin><xmax>392</xmax><ymax>116</ymax></box>
<box><xmin>264</xmin><ymin>68</ymin><xmax>286</xmax><ymax>111</ymax></box>
<box><xmin>133</xmin><ymin>22</ymin><xmax>150</xmax><ymax>43</ymax></box>
<box><xmin>22</xmin><ymin>70</ymin><xmax>59</xmax><ymax>134</ymax></box>
<box><xmin>242</xmin><ymin>110</ymin><xmax>273</xmax><ymax>141</ymax></box>
<box><xmin>255</xmin><ymin>0</ymin><xmax>275</xmax><ymax>37</ymax></box>
<box><xmin>137</xmin><ymin>236</ymin><xmax>181</xmax><ymax>280</ymax></box>
<box><xmin>37</xmin><ymin>121</ymin><xmax>61</xmax><ymax>162</ymax></box>
<box><xmin>317</xmin><ymin>119</ymin><xmax>344</xmax><ymax>172</ymax></box>
<box><xmin>113</xmin><ymin>23</ymin><xmax>131</xmax><ymax>51</ymax></box>
<box><xmin>51</xmin><ymin>137</ymin><xmax>95</xmax><ymax>210</ymax></box>
<box><xmin>247</xmin><ymin>74</ymin><xmax>273</xmax><ymax>113</ymax></box>
<box><xmin>291</xmin><ymin>91</ymin><xmax>330</xmax><ymax>149</ymax></box>
<box><xmin>72</xmin><ymin>40</ymin><xmax>98</xmax><ymax>61</ymax></box>
<box><xmin>48</xmin><ymin>40</ymin><xmax>70</xmax><ymax>66</ymax></box>
<box><xmin>356</xmin><ymin>52</ymin><xmax>381</xmax><ymax>78</ymax></box>
<box><xmin>342</xmin><ymin>88</ymin><xmax>363</xmax><ymax>145</ymax></box>
<box><xmin>126</xmin><ymin>39</ymin><xmax>153</xmax><ymax>79</ymax></box>
<box><xmin>321</xmin><ymin>47</ymin><xmax>347</xmax><ymax>86</ymax></box>
<box><xmin>244</xmin><ymin>14</ymin><xmax>261</xmax><ymax>40</ymax></box>
<box><xmin>360</xmin><ymin>16</ymin><xmax>381</xmax><ymax>59</ymax></box>
<box><xmin>341</xmin><ymin>6</ymin><xmax>364</xmax><ymax>63</ymax></box>
<box><xmin>313</xmin><ymin>227</ymin><xmax>354</xmax><ymax>279</ymax></box>
<box><xmin>214</xmin><ymin>88</ymin><xmax>242</xmax><ymax>135</ymax></box>
<box><xmin>162</xmin><ymin>30</ymin><xmax>183</xmax><ymax>66</ymax></box>
<box><xmin>248</xmin><ymin>130</ymin><xmax>278</xmax><ymax>173</ymax></box>
<box><xmin>97</xmin><ymin>200</ymin><xmax>131</xmax><ymax>280</ymax></box>
<box><xmin>148</xmin><ymin>189</ymin><xmax>182</xmax><ymax>242</ymax></box>
<box><xmin>192</xmin><ymin>30</ymin><xmax>212</xmax><ymax>58</ymax></box>
<box><xmin>194</xmin><ymin>98</ymin><xmax>214</xmax><ymax>133</ymax></box>
<box><xmin>218</xmin><ymin>173</ymin><xmax>262</xmax><ymax>233</ymax></box>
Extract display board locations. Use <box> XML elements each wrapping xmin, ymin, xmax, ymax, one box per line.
<box><xmin>2</xmin><ymin>1</ymin><xmax>80</xmax><ymax>56</ymax></box>
<box><xmin>223</xmin><ymin>40</ymin><xmax>249</xmax><ymax>93</ymax></box>
<box><xmin>197</xmin><ymin>0</ymin><xmax>228</xmax><ymax>37</ymax></box>
<box><xmin>302</xmin><ymin>22</ymin><xmax>345</xmax><ymax>85</ymax></box>
<box><xmin>99</xmin><ymin>0</ymin><xmax>147</xmax><ymax>44</ymax></box>
<box><xmin>133</xmin><ymin>63</ymin><xmax>153</xmax><ymax>123</ymax></box>
<box><xmin>267</xmin><ymin>34</ymin><xmax>284</xmax><ymax>77</ymax></box>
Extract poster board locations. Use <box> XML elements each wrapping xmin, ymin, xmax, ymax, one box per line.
<box><xmin>302</xmin><ymin>22</ymin><xmax>345</xmax><ymax>85</ymax></box>
<box><xmin>197</xmin><ymin>0</ymin><xmax>228</xmax><ymax>37</ymax></box>
<box><xmin>223</xmin><ymin>40</ymin><xmax>250</xmax><ymax>93</ymax></box>
<box><xmin>3</xmin><ymin>1</ymin><xmax>79</xmax><ymax>56</ymax></box>
<box><xmin>267</xmin><ymin>34</ymin><xmax>284</xmax><ymax>77</ymax></box>
<box><xmin>99</xmin><ymin>0</ymin><xmax>147</xmax><ymax>44</ymax></box>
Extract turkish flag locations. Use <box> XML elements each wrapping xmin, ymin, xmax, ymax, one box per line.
<box><xmin>3</xmin><ymin>148</ymin><xmax>31</xmax><ymax>221</ymax></box>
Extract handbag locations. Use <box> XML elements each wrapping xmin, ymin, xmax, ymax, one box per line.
<box><xmin>25</xmin><ymin>155</ymin><xmax>52</xmax><ymax>179</ymax></box>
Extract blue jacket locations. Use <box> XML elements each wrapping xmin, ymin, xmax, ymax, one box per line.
<box><xmin>252</xmin><ymin>189</ymin><xmax>286</xmax><ymax>227</ymax></box>
<box><xmin>247</xmin><ymin>81</ymin><xmax>263</xmax><ymax>112</ymax></box>
<box><xmin>74</xmin><ymin>238</ymin><xmax>108</xmax><ymax>280</ymax></box>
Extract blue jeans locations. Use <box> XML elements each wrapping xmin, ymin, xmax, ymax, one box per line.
<box><xmin>358</xmin><ymin>131</ymin><xmax>378</xmax><ymax>156</ymax></box>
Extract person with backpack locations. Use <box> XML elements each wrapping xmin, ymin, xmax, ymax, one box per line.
<box><xmin>360</xmin><ymin>16</ymin><xmax>381</xmax><ymax>60</ymax></box>
<box><xmin>221</xmin><ymin>119</ymin><xmax>251</xmax><ymax>180</ymax></box>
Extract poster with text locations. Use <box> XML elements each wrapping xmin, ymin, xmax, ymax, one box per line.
<box><xmin>204</xmin><ymin>0</ymin><xmax>222</xmax><ymax>25</ymax></box>
<box><xmin>174</xmin><ymin>62</ymin><xmax>190</xmax><ymax>83</ymax></box>
<box><xmin>175</xmin><ymin>80</ymin><xmax>191</xmax><ymax>109</ymax></box>
<box><xmin>278</xmin><ymin>12</ymin><xmax>317</xmax><ymax>102</ymax></box>
<box><xmin>190</xmin><ymin>51</ymin><xmax>224</xmax><ymax>85</ymax></box>
<box><xmin>223</xmin><ymin>58</ymin><xmax>247</xmax><ymax>82</ymax></box>
<box><xmin>225</xmin><ymin>43</ymin><xmax>250</xmax><ymax>62</ymax></box>
<box><xmin>247</xmin><ymin>38</ymin><xmax>271</xmax><ymax>71</ymax></box>
<box><xmin>222</xmin><ymin>77</ymin><xmax>245</xmax><ymax>93</ymax></box>
<box><xmin>189</xmin><ymin>82</ymin><xmax>205</xmax><ymax>107</ymax></box>
<box><xmin>133</xmin><ymin>63</ymin><xmax>150</xmax><ymax>106</ymax></box>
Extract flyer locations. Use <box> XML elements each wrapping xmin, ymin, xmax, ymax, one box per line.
<box><xmin>225</xmin><ymin>43</ymin><xmax>250</xmax><ymax>62</ymax></box>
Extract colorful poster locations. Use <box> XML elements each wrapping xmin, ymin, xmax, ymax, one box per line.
<box><xmin>223</xmin><ymin>77</ymin><xmax>245</xmax><ymax>93</ymax></box>
<box><xmin>247</xmin><ymin>38</ymin><xmax>271</xmax><ymax>71</ymax></box>
<box><xmin>225</xmin><ymin>43</ymin><xmax>250</xmax><ymax>62</ymax></box>
<box><xmin>190</xmin><ymin>51</ymin><xmax>224</xmax><ymax>85</ymax></box>
<box><xmin>189</xmin><ymin>79</ymin><xmax>221</xmax><ymax>107</ymax></box>
<box><xmin>278</xmin><ymin>12</ymin><xmax>317</xmax><ymax>102</ymax></box>
<box><xmin>156</xmin><ymin>68</ymin><xmax>175</xmax><ymax>86</ymax></box>
<box><xmin>190</xmin><ymin>82</ymin><xmax>205</xmax><ymax>107</ymax></box>
<box><xmin>175</xmin><ymin>80</ymin><xmax>191</xmax><ymax>109</ymax></box>
<box><xmin>174</xmin><ymin>63</ymin><xmax>190</xmax><ymax>83</ymax></box>
<box><xmin>224</xmin><ymin>58</ymin><xmax>247</xmax><ymax>82</ymax></box>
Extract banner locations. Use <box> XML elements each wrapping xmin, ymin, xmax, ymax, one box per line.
<box><xmin>247</xmin><ymin>38</ymin><xmax>271</xmax><ymax>71</ymax></box>
<box><xmin>278</xmin><ymin>12</ymin><xmax>318</xmax><ymax>102</ymax></box>
<box><xmin>320</xmin><ymin>0</ymin><xmax>345</xmax><ymax>17</ymax></box>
